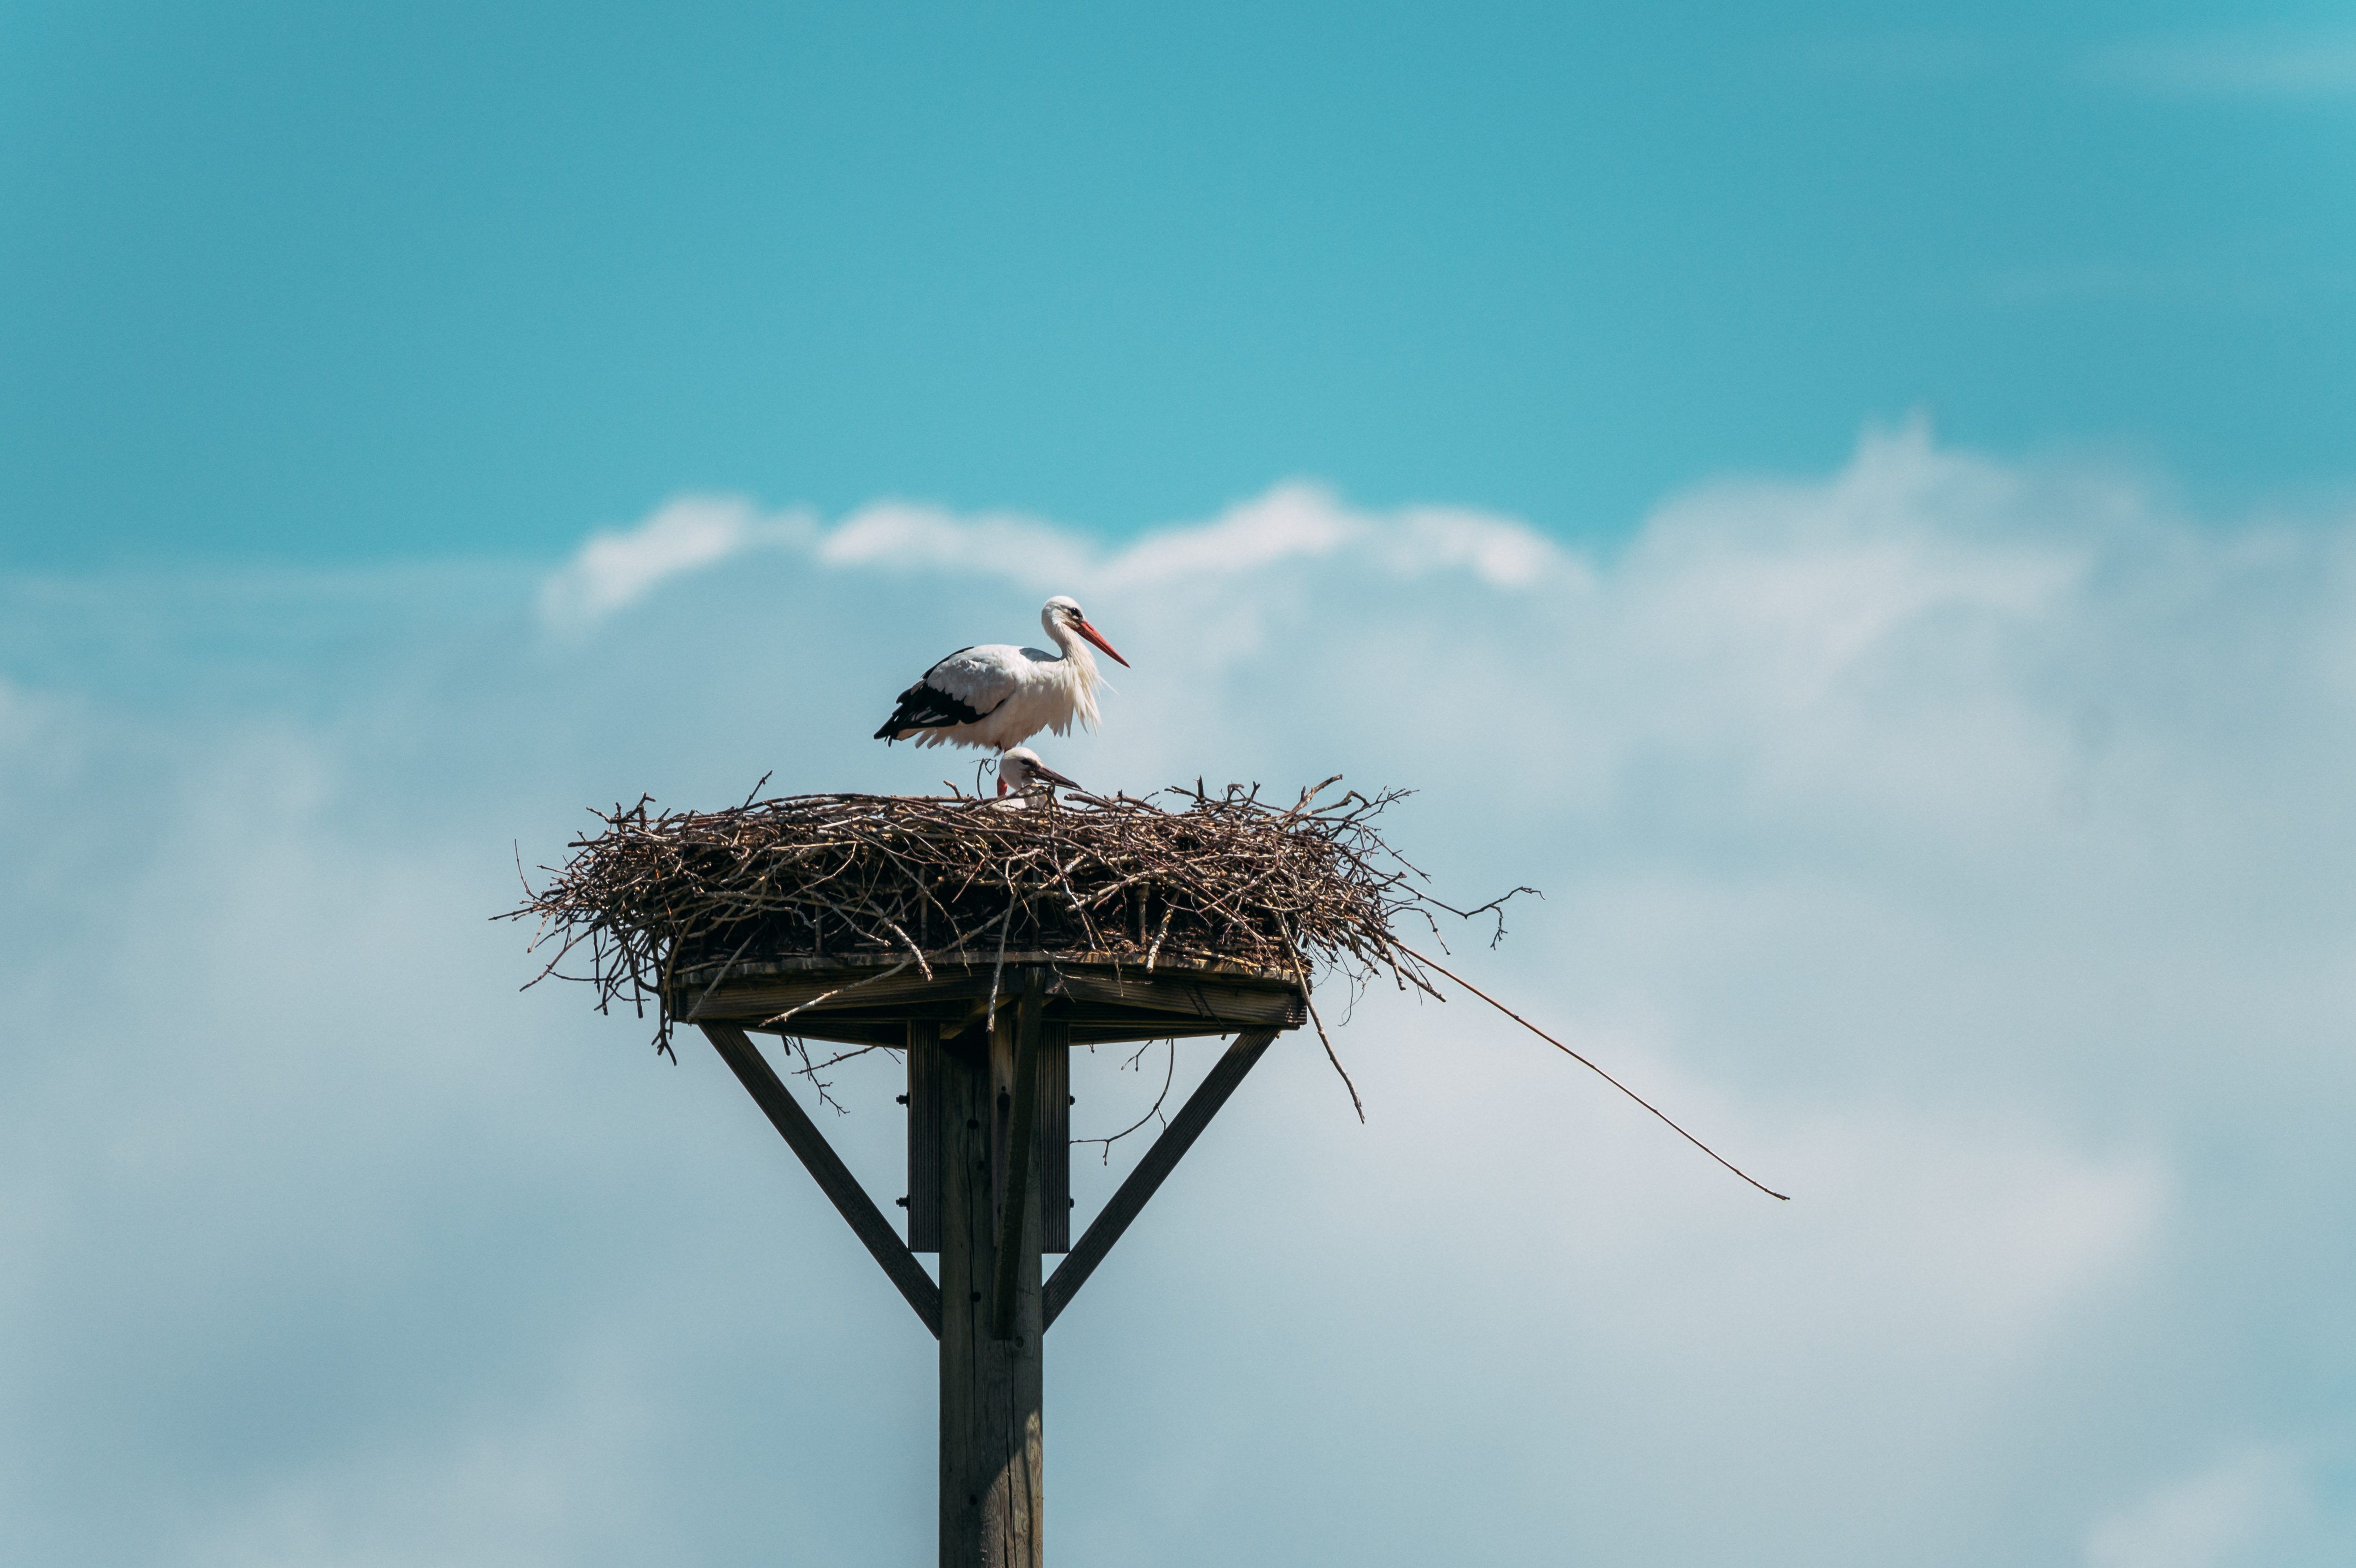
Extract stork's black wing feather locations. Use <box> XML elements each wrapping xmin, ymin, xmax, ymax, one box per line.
<box><xmin>873</xmin><ymin>679</ymin><xmax>991</xmax><ymax>740</ymax></box>
<box><xmin>873</xmin><ymin>645</ymin><xmax>1023</xmax><ymax>743</ymax></box>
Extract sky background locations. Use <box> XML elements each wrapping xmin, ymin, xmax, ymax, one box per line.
<box><xmin>4</xmin><ymin>4</ymin><xmax>2355</xmax><ymax>1566</ymax></box>
<box><xmin>4</xmin><ymin>0</ymin><xmax>2354</xmax><ymax>572</ymax></box>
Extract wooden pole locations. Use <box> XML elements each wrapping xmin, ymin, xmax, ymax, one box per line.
<box><xmin>939</xmin><ymin>992</ymin><xmax>1044</xmax><ymax>1565</ymax></box>
<box><xmin>992</xmin><ymin>969</ymin><xmax>1045</xmax><ymax>1340</ymax></box>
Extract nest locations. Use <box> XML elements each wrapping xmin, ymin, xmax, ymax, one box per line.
<box><xmin>502</xmin><ymin>779</ymin><xmax>1797</xmax><ymax>1199</ymax></box>
<box><xmin>506</xmin><ymin>778</ymin><xmax>1525</xmax><ymax>1059</ymax></box>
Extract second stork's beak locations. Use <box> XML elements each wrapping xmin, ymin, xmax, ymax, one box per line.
<box><xmin>1074</xmin><ymin>617</ymin><xmax>1130</xmax><ymax>668</ymax></box>
<box><xmin>1031</xmin><ymin>760</ymin><xmax>1084</xmax><ymax>794</ymax></box>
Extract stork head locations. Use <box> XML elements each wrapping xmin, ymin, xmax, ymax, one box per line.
<box><xmin>1042</xmin><ymin>595</ymin><xmax>1130</xmax><ymax>668</ymax></box>
<box><xmin>996</xmin><ymin>746</ymin><xmax>1082</xmax><ymax>799</ymax></box>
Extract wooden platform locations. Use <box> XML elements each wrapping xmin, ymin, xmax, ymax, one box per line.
<box><xmin>670</xmin><ymin>949</ymin><xmax>1307</xmax><ymax>1047</ymax></box>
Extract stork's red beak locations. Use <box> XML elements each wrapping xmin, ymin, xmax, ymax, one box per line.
<box><xmin>1074</xmin><ymin>618</ymin><xmax>1130</xmax><ymax>667</ymax></box>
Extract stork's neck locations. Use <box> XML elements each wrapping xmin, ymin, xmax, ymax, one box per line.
<box><xmin>1043</xmin><ymin>617</ymin><xmax>1100</xmax><ymax>682</ymax></box>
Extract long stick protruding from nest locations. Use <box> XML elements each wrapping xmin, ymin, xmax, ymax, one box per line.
<box><xmin>1399</xmin><ymin>942</ymin><xmax>1791</xmax><ymax>1201</ymax></box>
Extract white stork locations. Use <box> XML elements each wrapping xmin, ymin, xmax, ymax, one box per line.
<box><xmin>992</xmin><ymin>747</ymin><xmax>1082</xmax><ymax>807</ymax></box>
<box><xmin>873</xmin><ymin>595</ymin><xmax>1129</xmax><ymax>752</ymax></box>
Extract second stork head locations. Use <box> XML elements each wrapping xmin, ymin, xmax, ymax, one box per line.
<box><xmin>996</xmin><ymin>746</ymin><xmax>1082</xmax><ymax>804</ymax></box>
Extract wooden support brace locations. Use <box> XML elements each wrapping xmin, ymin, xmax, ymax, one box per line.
<box><xmin>991</xmin><ymin>968</ymin><xmax>1045</xmax><ymax>1341</ymax></box>
<box><xmin>700</xmin><ymin>1022</ymin><xmax>944</xmax><ymax>1339</ymax></box>
<box><xmin>1042</xmin><ymin>1028</ymin><xmax>1277</xmax><ymax>1331</ymax></box>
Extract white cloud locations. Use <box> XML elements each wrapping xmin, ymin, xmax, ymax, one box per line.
<box><xmin>538</xmin><ymin>480</ymin><xmax>1563</xmax><ymax>628</ymax></box>
<box><xmin>536</xmin><ymin>496</ymin><xmax>814</xmax><ymax>630</ymax></box>
<box><xmin>2094</xmin><ymin>35</ymin><xmax>2356</xmax><ymax>98</ymax></box>
<box><xmin>1098</xmin><ymin>482</ymin><xmax>1562</xmax><ymax>590</ymax></box>
<box><xmin>815</xmin><ymin>498</ymin><xmax>1094</xmax><ymax>583</ymax></box>
<box><xmin>1098</xmin><ymin>482</ymin><xmax>1356</xmax><ymax>585</ymax></box>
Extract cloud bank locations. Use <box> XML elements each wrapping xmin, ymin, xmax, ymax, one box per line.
<box><xmin>538</xmin><ymin>480</ymin><xmax>1561</xmax><ymax>633</ymax></box>
<box><xmin>4</xmin><ymin>427</ymin><xmax>2355</xmax><ymax>1564</ymax></box>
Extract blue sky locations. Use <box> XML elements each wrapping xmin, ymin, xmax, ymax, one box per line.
<box><xmin>6</xmin><ymin>6</ymin><xmax>2356</xmax><ymax>1567</ymax></box>
<box><xmin>3</xmin><ymin>1</ymin><xmax>2351</xmax><ymax>569</ymax></box>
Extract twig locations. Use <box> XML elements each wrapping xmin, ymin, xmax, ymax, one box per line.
<box><xmin>1304</xmin><ymin>996</ymin><xmax>1364</xmax><ymax>1123</ymax></box>
<box><xmin>757</xmin><ymin>959</ymin><xmax>914</xmax><ymax>1029</ymax></box>
<box><xmin>1073</xmin><ymin>1038</ymin><xmax>1179</xmax><ymax>1164</ymax></box>
<box><xmin>1396</xmin><ymin>942</ymin><xmax>1789</xmax><ymax>1201</ymax></box>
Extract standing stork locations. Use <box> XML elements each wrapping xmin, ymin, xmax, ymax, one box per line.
<box><xmin>873</xmin><ymin>595</ymin><xmax>1130</xmax><ymax>752</ymax></box>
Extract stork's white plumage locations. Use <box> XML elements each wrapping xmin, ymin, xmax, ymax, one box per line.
<box><xmin>873</xmin><ymin>596</ymin><xmax>1129</xmax><ymax>752</ymax></box>
<box><xmin>992</xmin><ymin>747</ymin><xmax>1081</xmax><ymax>807</ymax></box>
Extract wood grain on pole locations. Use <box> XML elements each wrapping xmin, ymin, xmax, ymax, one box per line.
<box><xmin>940</xmin><ymin>1026</ymin><xmax>1043</xmax><ymax>1565</ymax></box>
<box><xmin>1042</xmin><ymin>1028</ymin><xmax>1278</xmax><ymax>1331</ymax></box>
<box><xmin>699</xmin><ymin>1022</ymin><xmax>943</xmax><ymax>1338</ymax></box>
<box><xmin>991</xmin><ymin>969</ymin><xmax>1045</xmax><ymax>1341</ymax></box>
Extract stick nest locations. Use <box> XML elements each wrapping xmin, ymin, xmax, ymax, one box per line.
<box><xmin>505</xmin><ymin>778</ymin><xmax>1528</xmax><ymax>1056</ymax></box>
